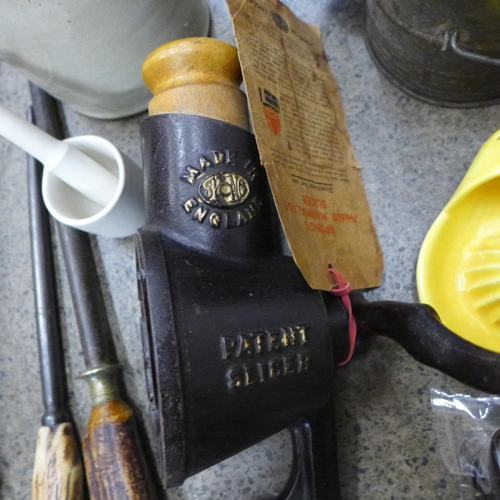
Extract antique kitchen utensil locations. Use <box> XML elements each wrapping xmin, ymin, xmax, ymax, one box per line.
<box><xmin>30</xmin><ymin>83</ymin><xmax>157</xmax><ymax>500</ymax></box>
<box><xmin>137</xmin><ymin>38</ymin><xmax>500</xmax><ymax>499</ymax></box>
<box><xmin>27</xmin><ymin>107</ymin><xmax>84</xmax><ymax>500</ymax></box>
<box><xmin>0</xmin><ymin>101</ymin><xmax>145</xmax><ymax>237</ymax></box>
<box><xmin>365</xmin><ymin>0</ymin><xmax>500</xmax><ymax>106</ymax></box>
<box><xmin>58</xmin><ymin>220</ymin><xmax>158</xmax><ymax>500</ymax></box>
<box><xmin>417</xmin><ymin>129</ymin><xmax>500</xmax><ymax>353</ymax></box>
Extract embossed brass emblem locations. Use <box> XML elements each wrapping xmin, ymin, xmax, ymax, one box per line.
<box><xmin>199</xmin><ymin>172</ymin><xmax>250</xmax><ymax>208</ymax></box>
<box><xmin>180</xmin><ymin>150</ymin><xmax>263</xmax><ymax>230</ymax></box>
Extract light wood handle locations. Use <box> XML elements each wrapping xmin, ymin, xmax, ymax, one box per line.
<box><xmin>32</xmin><ymin>423</ymin><xmax>84</xmax><ymax>500</ymax></box>
<box><xmin>142</xmin><ymin>37</ymin><xmax>250</xmax><ymax>130</ymax></box>
<box><xmin>83</xmin><ymin>399</ymin><xmax>157</xmax><ymax>500</ymax></box>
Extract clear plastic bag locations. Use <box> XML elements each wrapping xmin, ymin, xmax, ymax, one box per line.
<box><xmin>431</xmin><ymin>390</ymin><xmax>500</xmax><ymax>499</ymax></box>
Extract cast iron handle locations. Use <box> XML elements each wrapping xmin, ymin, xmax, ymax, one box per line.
<box><xmin>443</xmin><ymin>31</ymin><xmax>500</xmax><ymax>68</ymax></box>
<box><xmin>351</xmin><ymin>296</ymin><xmax>500</xmax><ymax>394</ymax></box>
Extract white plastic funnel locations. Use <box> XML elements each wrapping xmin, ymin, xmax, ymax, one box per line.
<box><xmin>42</xmin><ymin>136</ymin><xmax>145</xmax><ymax>238</ymax></box>
<box><xmin>0</xmin><ymin>102</ymin><xmax>145</xmax><ymax>237</ymax></box>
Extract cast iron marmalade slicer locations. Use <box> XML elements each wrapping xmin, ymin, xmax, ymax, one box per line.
<box><xmin>136</xmin><ymin>38</ymin><xmax>500</xmax><ymax>499</ymax></box>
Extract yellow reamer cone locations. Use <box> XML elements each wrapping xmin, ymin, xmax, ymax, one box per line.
<box><xmin>417</xmin><ymin>129</ymin><xmax>500</xmax><ymax>353</ymax></box>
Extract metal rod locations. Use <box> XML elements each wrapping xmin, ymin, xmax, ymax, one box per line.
<box><xmin>27</xmin><ymin>105</ymin><xmax>69</xmax><ymax>427</ymax></box>
<box><xmin>29</xmin><ymin>83</ymin><xmax>157</xmax><ymax>500</ymax></box>
<box><xmin>29</xmin><ymin>84</ymin><xmax>117</xmax><ymax>370</ymax></box>
<box><xmin>57</xmin><ymin>224</ymin><xmax>118</xmax><ymax>369</ymax></box>
<box><xmin>28</xmin><ymin>96</ymin><xmax>84</xmax><ymax>500</ymax></box>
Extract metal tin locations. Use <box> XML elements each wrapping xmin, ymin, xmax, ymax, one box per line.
<box><xmin>365</xmin><ymin>0</ymin><xmax>500</xmax><ymax>107</ymax></box>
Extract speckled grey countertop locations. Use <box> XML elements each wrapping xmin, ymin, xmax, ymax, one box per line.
<box><xmin>1</xmin><ymin>1</ymin><xmax>499</xmax><ymax>499</ymax></box>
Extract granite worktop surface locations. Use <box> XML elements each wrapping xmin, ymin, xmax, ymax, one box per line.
<box><xmin>1</xmin><ymin>0</ymin><xmax>498</xmax><ymax>499</ymax></box>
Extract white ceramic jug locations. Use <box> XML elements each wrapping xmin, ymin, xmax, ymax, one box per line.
<box><xmin>0</xmin><ymin>0</ymin><xmax>210</xmax><ymax>118</ymax></box>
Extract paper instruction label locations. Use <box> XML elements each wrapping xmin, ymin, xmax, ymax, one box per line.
<box><xmin>227</xmin><ymin>0</ymin><xmax>383</xmax><ymax>290</ymax></box>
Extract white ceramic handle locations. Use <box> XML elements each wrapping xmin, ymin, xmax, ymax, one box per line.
<box><xmin>0</xmin><ymin>102</ymin><xmax>118</xmax><ymax>206</ymax></box>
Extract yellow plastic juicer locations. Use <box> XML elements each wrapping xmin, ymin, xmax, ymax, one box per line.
<box><xmin>417</xmin><ymin>129</ymin><xmax>500</xmax><ymax>353</ymax></box>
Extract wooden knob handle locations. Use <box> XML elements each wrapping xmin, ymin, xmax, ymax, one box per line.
<box><xmin>143</xmin><ymin>37</ymin><xmax>242</xmax><ymax>94</ymax></box>
<box><xmin>142</xmin><ymin>37</ymin><xmax>250</xmax><ymax>130</ymax></box>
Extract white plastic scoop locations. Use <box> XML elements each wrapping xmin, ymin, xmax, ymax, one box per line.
<box><xmin>0</xmin><ymin>102</ymin><xmax>117</xmax><ymax>206</ymax></box>
<box><xmin>0</xmin><ymin>102</ymin><xmax>145</xmax><ymax>237</ymax></box>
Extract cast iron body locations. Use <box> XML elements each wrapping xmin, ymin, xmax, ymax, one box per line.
<box><xmin>137</xmin><ymin>113</ymin><xmax>500</xmax><ymax>499</ymax></box>
<box><xmin>137</xmin><ymin>114</ymin><xmax>346</xmax><ymax>498</ymax></box>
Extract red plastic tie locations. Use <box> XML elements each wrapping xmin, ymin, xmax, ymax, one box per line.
<box><xmin>329</xmin><ymin>268</ymin><xmax>356</xmax><ymax>366</ymax></box>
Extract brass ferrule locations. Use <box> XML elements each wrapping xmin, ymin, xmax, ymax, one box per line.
<box><xmin>79</xmin><ymin>364</ymin><xmax>121</xmax><ymax>406</ymax></box>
